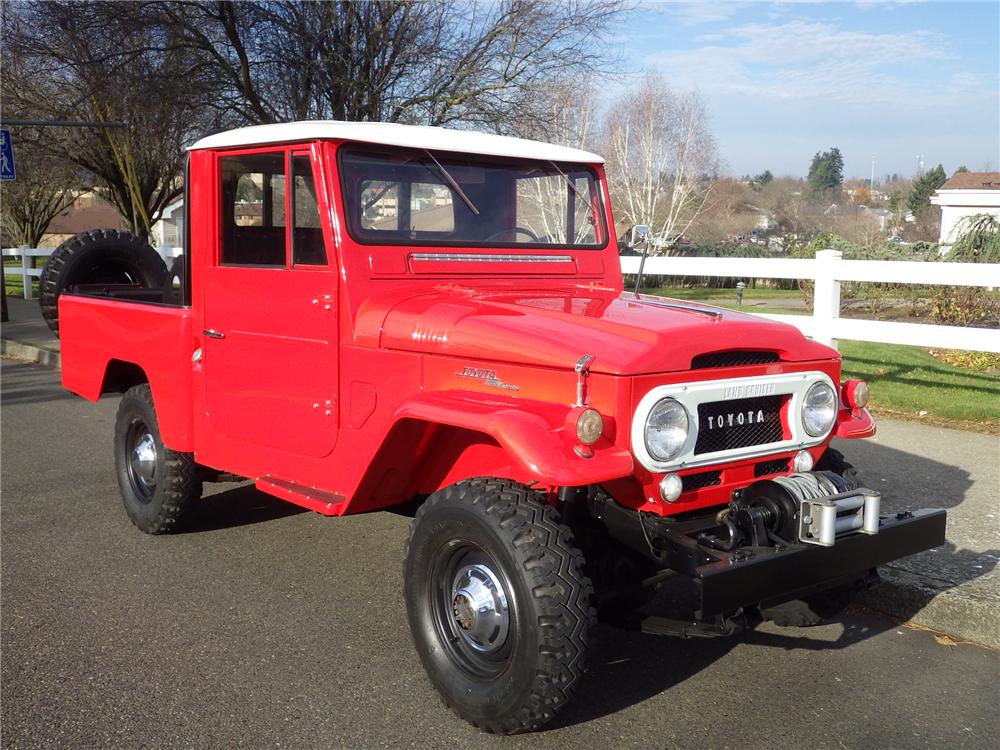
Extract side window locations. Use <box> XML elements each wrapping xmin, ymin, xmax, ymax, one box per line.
<box><xmin>220</xmin><ymin>152</ymin><xmax>286</xmax><ymax>266</ymax></box>
<box><xmin>291</xmin><ymin>155</ymin><xmax>327</xmax><ymax>266</ymax></box>
<box><xmin>410</xmin><ymin>182</ymin><xmax>454</xmax><ymax>232</ymax></box>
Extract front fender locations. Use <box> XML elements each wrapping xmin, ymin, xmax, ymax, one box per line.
<box><xmin>834</xmin><ymin>406</ymin><xmax>876</xmax><ymax>439</ymax></box>
<box><xmin>394</xmin><ymin>390</ymin><xmax>633</xmax><ymax>486</ymax></box>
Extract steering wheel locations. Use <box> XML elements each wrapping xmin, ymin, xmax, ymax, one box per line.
<box><xmin>484</xmin><ymin>226</ymin><xmax>540</xmax><ymax>242</ymax></box>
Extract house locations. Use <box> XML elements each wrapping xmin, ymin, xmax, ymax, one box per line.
<box><xmin>40</xmin><ymin>193</ymin><xmax>124</xmax><ymax>248</ymax></box>
<box><xmin>930</xmin><ymin>172</ymin><xmax>1000</xmax><ymax>246</ymax></box>
<box><xmin>150</xmin><ymin>199</ymin><xmax>184</xmax><ymax>248</ymax></box>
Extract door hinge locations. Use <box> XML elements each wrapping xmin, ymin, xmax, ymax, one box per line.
<box><xmin>311</xmin><ymin>294</ymin><xmax>334</xmax><ymax>311</ymax></box>
<box><xmin>312</xmin><ymin>398</ymin><xmax>336</xmax><ymax>416</ymax></box>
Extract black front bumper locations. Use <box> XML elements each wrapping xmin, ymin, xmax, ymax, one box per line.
<box><xmin>695</xmin><ymin>508</ymin><xmax>946</xmax><ymax>617</ymax></box>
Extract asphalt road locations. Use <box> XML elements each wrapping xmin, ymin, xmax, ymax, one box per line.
<box><xmin>2</xmin><ymin>359</ymin><xmax>998</xmax><ymax>750</ymax></box>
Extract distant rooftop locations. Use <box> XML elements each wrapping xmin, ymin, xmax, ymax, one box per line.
<box><xmin>938</xmin><ymin>172</ymin><xmax>1000</xmax><ymax>191</ymax></box>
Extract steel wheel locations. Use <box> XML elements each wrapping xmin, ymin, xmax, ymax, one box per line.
<box><xmin>430</xmin><ymin>541</ymin><xmax>514</xmax><ymax>678</ymax></box>
<box><xmin>125</xmin><ymin>420</ymin><xmax>157</xmax><ymax>502</ymax></box>
<box><xmin>403</xmin><ymin>478</ymin><xmax>595</xmax><ymax>734</ymax></box>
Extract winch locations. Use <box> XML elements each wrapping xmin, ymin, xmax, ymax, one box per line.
<box><xmin>699</xmin><ymin>471</ymin><xmax>882</xmax><ymax>550</ymax></box>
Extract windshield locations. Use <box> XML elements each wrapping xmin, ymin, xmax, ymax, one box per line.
<box><xmin>338</xmin><ymin>145</ymin><xmax>607</xmax><ymax>249</ymax></box>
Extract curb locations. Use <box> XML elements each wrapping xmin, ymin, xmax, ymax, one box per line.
<box><xmin>0</xmin><ymin>338</ymin><xmax>61</xmax><ymax>369</ymax></box>
<box><xmin>858</xmin><ymin>566</ymin><xmax>1000</xmax><ymax>650</ymax></box>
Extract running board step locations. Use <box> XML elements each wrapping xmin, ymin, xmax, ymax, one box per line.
<box><xmin>255</xmin><ymin>476</ymin><xmax>346</xmax><ymax>516</ymax></box>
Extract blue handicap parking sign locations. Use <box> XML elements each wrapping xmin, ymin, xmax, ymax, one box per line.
<box><xmin>1</xmin><ymin>130</ymin><xmax>15</xmax><ymax>181</ymax></box>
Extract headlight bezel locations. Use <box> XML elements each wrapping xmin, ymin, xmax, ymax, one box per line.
<box><xmin>644</xmin><ymin>397</ymin><xmax>691</xmax><ymax>462</ymax></box>
<box><xmin>801</xmin><ymin>380</ymin><xmax>838</xmax><ymax>437</ymax></box>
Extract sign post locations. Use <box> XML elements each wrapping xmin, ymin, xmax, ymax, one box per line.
<box><xmin>0</xmin><ymin>129</ymin><xmax>15</xmax><ymax>181</ymax></box>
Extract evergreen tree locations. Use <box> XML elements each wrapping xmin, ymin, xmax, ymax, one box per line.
<box><xmin>908</xmin><ymin>164</ymin><xmax>947</xmax><ymax>215</ymax></box>
<box><xmin>807</xmin><ymin>148</ymin><xmax>844</xmax><ymax>197</ymax></box>
<box><xmin>750</xmin><ymin>169</ymin><xmax>773</xmax><ymax>190</ymax></box>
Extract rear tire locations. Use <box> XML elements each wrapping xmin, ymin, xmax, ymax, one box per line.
<box><xmin>403</xmin><ymin>478</ymin><xmax>595</xmax><ymax>734</ymax></box>
<box><xmin>39</xmin><ymin>229</ymin><xmax>168</xmax><ymax>335</ymax></box>
<box><xmin>114</xmin><ymin>384</ymin><xmax>201</xmax><ymax>534</ymax></box>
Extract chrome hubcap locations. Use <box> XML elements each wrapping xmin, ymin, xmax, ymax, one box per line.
<box><xmin>128</xmin><ymin>428</ymin><xmax>157</xmax><ymax>495</ymax></box>
<box><xmin>450</xmin><ymin>563</ymin><xmax>510</xmax><ymax>653</ymax></box>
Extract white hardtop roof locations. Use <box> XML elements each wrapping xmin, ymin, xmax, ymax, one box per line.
<box><xmin>189</xmin><ymin>120</ymin><xmax>604</xmax><ymax>164</ymax></box>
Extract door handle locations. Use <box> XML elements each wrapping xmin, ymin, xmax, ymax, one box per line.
<box><xmin>202</xmin><ymin>329</ymin><xmax>226</xmax><ymax>339</ymax></box>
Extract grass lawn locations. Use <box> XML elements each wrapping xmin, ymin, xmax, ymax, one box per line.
<box><xmin>645</xmin><ymin>285</ymin><xmax>801</xmax><ymax>302</ymax></box>
<box><xmin>3</xmin><ymin>258</ymin><xmax>39</xmax><ymax>298</ymax></box>
<box><xmin>838</xmin><ymin>340</ymin><xmax>1000</xmax><ymax>433</ymax></box>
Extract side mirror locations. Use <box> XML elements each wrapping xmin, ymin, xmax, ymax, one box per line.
<box><xmin>631</xmin><ymin>225</ymin><xmax>651</xmax><ymax>246</ymax></box>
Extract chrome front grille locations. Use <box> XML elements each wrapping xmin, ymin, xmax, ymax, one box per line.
<box><xmin>693</xmin><ymin>395</ymin><xmax>785</xmax><ymax>455</ymax></box>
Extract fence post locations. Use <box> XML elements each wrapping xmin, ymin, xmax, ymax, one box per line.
<box><xmin>20</xmin><ymin>248</ymin><xmax>31</xmax><ymax>300</ymax></box>
<box><xmin>812</xmin><ymin>249</ymin><xmax>842</xmax><ymax>348</ymax></box>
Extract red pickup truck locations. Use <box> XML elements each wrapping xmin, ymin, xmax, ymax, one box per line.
<box><xmin>50</xmin><ymin>121</ymin><xmax>945</xmax><ymax>734</ymax></box>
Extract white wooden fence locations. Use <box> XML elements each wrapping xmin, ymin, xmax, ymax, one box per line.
<box><xmin>2</xmin><ymin>246</ymin><xmax>182</xmax><ymax>300</ymax></box>
<box><xmin>621</xmin><ymin>249</ymin><xmax>1000</xmax><ymax>353</ymax></box>
<box><xmin>5</xmin><ymin>246</ymin><xmax>999</xmax><ymax>353</ymax></box>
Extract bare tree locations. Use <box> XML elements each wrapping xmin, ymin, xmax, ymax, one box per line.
<box><xmin>602</xmin><ymin>74</ymin><xmax>720</xmax><ymax>252</ymax></box>
<box><xmin>3</xmin><ymin>2</ymin><xmax>214</xmax><ymax>239</ymax></box>
<box><xmin>154</xmin><ymin>0</ymin><xmax>627</xmax><ymax>131</ymax></box>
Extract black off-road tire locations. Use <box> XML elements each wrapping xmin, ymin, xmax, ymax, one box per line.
<box><xmin>403</xmin><ymin>478</ymin><xmax>595</xmax><ymax>734</ymax></box>
<box><xmin>114</xmin><ymin>384</ymin><xmax>201</xmax><ymax>534</ymax></box>
<box><xmin>39</xmin><ymin>229</ymin><xmax>169</xmax><ymax>335</ymax></box>
<box><xmin>816</xmin><ymin>446</ymin><xmax>860</xmax><ymax>490</ymax></box>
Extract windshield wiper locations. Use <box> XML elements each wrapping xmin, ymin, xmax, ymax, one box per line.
<box><xmin>423</xmin><ymin>149</ymin><xmax>479</xmax><ymax>216</ymax></box>
<box><xmin>547</xmin><ymin>160</ymin><xmax>582</xmax><ymax>203</ymax></box>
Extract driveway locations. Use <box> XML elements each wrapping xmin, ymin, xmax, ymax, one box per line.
<box><xmin>2</xmin><ymin>359</ymin><xmax>998</xmax><ymax>749</ymax></box>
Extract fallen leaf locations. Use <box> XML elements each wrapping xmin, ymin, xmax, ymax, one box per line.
<box><xmin>933</xmin><ymin>634</ymin><xmax>958</xmax><ymax>647</ymax></box>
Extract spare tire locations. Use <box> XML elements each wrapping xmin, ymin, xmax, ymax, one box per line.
<box><xmin>39</xmin><ymin>229</ymin><xmax>169</xmax><ymax>335</ymax></box>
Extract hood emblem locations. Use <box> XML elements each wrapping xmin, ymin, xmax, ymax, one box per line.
<box><xmin>455</xmin><ymin>366</ymin><xmax>520</xmax><ymax>392</ymax></box>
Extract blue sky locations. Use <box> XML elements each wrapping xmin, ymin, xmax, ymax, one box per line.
<box><xmin>600</xmin><ymin>1</ymin><xmax>1000</xmax><ymax>179</ymax></box>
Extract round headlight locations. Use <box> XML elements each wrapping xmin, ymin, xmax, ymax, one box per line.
<box><xmin>645</xmin><ymin>398</ymin><xmax>689</xmax><ymax>461</ymax></box>
<box><xmin>802</xmin><ymin>381</ymin><xmax>837</xmax><ymax>437</ymax></box>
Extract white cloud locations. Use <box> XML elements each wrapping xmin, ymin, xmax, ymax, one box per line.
<box><xmin>659</xmin><ymin>1</ymin><xmax>742</xmax><ymax>26</ymax></box>
<box><xmin>641</xmin><ymin>19</ymin><xmax>966</xmax><ymax>106</ymax></box>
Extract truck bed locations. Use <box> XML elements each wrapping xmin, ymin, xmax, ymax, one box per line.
<box><xmin>59</xmin><ymin>294</ymin><xmax>196</xmax><ymax>450</ymax></box>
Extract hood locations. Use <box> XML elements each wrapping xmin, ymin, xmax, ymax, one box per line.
<box><xmin>377</xmin><ymin>288</ymin><xmax>837</xmax><ymax>375</ymax></box>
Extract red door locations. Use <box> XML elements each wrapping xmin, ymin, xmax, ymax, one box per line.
<box><xmin>203</xmin><ymin>148</ymin><xmax>338</xmax><ymax>459</ymax></box>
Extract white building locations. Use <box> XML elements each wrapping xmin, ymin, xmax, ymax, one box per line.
<box><xmin>150</xmin><ymin>200</ymin><xmax>184</xmax><ymax>249</ymax></box>
<box><xmin>930</xmin><ymin>172</ymin><xmax>1000</xmax><ymax>246</ymax></box>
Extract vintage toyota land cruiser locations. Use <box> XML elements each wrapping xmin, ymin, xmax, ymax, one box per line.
<box><xmin>49</xmin><ymin>121</ymin><xmax>945</xmax><ymax>734</ymax></box>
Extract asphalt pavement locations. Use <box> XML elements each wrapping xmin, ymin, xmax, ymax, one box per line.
<box><xmin>2</xmin><ymin>358</ymin><xmax>998</xmax><ymax>749</ymax></box>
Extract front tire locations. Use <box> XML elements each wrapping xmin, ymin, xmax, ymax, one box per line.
<box><xmin>114</xmin><ymin>384</ymin><xmax>201</xmax><ymax>534</ymax></box>
<box><xmin>403</xmin><ymin>478</ymin><xmax>595</xmax><ymax>734</ymax></box>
